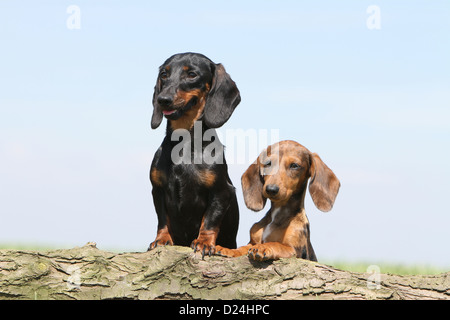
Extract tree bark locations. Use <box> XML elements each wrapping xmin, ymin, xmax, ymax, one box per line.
<box><xmin>0</xmin><ymin>242</ymin><xmax>448</xmax><ymax>300</ymax></box>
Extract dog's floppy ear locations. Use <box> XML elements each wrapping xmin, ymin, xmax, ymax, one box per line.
<box><xmin>203</xmin><ymin>63</ymin><xmax>241</xmax><ymax>128</ymax></box>
<box><xmin>241</xmin><ymin>160</ymin><xmax>266</xmax><ymax>212</ymax></box>
<box><xmin>308</xmin><ymin>153</ymin><xmax>340</xmax><ymax>212</ymax></box>
<box><xmin>151</xmin><ymin>79</ymin><xmax>163</xmax><ymax>129</ymax></box>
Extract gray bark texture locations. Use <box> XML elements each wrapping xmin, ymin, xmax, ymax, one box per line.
<box><xmin>0</xmin><ymin>242</ymin><xmax>448</xmax><ymax>300</ymax></box>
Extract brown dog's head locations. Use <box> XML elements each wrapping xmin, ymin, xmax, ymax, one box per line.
<box><xmin>241</xmin><ymin>140</ymin><xmax>340</xmax><ymax>212</ymax></box>
<box><xmin>151</xmin><ymin>52</ymin><xmax>241</xmax><ymax>130</ymax></box>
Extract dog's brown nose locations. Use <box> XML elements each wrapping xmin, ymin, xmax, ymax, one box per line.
<box><xmin>265</xmin><ymin>184</ymin><xmax>279</xmax><ymax>197</ymax></box>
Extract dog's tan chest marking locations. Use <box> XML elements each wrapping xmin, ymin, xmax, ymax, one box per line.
<box><xmin>150</xmin><ymin>168</ymin><xmax>165</xmax><ymax>187</ymax></box>
<box><xmin>197</xmin><ymin>169</ymin><xmax>216</xmax><ymax>187</ymax></box>
<box><xmin>261</xmin><ymin>208</ymin><xmax>310</xmax><ymax>247</ymax></box>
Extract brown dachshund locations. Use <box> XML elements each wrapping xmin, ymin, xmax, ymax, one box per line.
<box><xmin>216</xmin><ymin>140</ymin><xmax>340</xmax><ymax>261</ymax></box>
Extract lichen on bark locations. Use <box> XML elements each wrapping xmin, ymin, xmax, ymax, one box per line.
<box><xmin>0</xmin><ymin>243</ymin><xmax>448</xmax><ymax>300</ymax></box>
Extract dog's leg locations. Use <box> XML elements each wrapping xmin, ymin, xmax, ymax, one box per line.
<box><xmin>248</xmin><ymin>242</ymin><xmax>296</xmax><ymax>261</ymax></box>
<box><xmin>191</xmin><ymin>188</ymin><xmax>233</xmax><ymax>257</ymax></box>
<box><xmin>215</xmin><ymin>244</ymin><xmax>252</xmax><ymax>257</ymax></box>
<box><xmin>148</xmin><ymin>187</ymin><xmax>173</xmax><ymax>250</ymax></box>
<box><xmin>215</xmin><ymin>217</ymin><xmax>269</xmax><ymax>257</ymax></box>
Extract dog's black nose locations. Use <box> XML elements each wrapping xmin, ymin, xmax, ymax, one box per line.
<box><xmin>157</xmin><ymin>95</ymin><xmax>173</xmax><ymax>107</ymax></box>
<box><xmin>265</xmin><ymin>184</ymin><xmax>279</xmax><ymax>196</ymax></box>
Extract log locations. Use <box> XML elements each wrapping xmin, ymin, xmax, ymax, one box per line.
<box><xmin>0</xmin><ymin>242</ymin><xmax>448</xmax><ymax>300</ymax></box>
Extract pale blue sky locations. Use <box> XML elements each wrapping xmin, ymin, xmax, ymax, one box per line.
<box><xmin>1</xmin><ymin>1</ymin><xmax>449</xmax><ymax>268</ymax></box>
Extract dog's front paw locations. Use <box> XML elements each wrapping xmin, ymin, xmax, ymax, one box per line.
<box><xmin>247</xmin><ymin>244</ymin><xmax>273</xmax><ymax>261</ymax></box>
<box><xmin>216</xmin><ymin>245</ymin><xmax>253</xmax><ymax>258</ymax></box>
<box><xmin>148</xmin><ymin>235</ymin><xmax>174</xmax><ymax>251</ymax></box>
<box><xmin>191</xmin><ymin>238</ymin><xmax>216</xmax><ymax>258</ymax></box>
<box><xmin>214</xmin><ymin>245</ymin><xmax>236</xmax><ymax>257</ymax></box>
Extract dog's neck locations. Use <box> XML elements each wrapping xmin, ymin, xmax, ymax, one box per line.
<box><xmin>165</xmin><ymin>115</ymin><xmax>219</xmax><ymax>148</ymax></box>
<box><xmin>165</xmin><ymin>114</ymin><xmax>209</xmax><ymax>138</ymax></box>
<box><xmin>269</xmin><ymin>182</ymin><xmax>308</xmax><ymax>216</ymax></box>
<box><xmin>163</xmin><ymin>115</ymin><xmax>225</xmax><ymax>166</ymax></box>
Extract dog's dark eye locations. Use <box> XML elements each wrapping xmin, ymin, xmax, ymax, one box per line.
<box><xmin>187</xmin><ymin>71</ymin><xmax>198</xmax><ymax>79</ymax></box>
<box><xmin>263</xmin><ymin>160</ymin><xmax>271</xmax><ymax>168</ymax></box>
<box><xmin>290</xmin><ymin>163</ymin><xmax>301</xmax><ymax>170</ymax></box>
<box><xmin>261</xmin><ymin>160</ymin><xmax>271</xmax><ymax>176</ymax></box>
<box><xmin>160</xmin><ymin>71</ymin><xmax>168</xmax><ymax>80</ymax></box>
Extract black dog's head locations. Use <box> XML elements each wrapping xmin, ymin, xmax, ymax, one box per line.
<box><xmin>151</xmin><ymin>52</ymin><xmax>241</xmax><ymax>130</ymax></box>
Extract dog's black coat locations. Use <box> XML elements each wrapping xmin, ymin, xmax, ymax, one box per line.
<box><xmin>148</xmin><ymin>53</ymin><xmax>240</xmax><ymax>255</ymax></box>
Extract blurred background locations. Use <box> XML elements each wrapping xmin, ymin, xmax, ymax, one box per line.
<box><xmin>1</xmin><ymin>0</ymin><xmax>449</xmax><ymax>272</ymax></box>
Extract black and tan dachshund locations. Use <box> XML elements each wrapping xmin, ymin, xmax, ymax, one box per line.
<box><xmin>216</xmin><ymin>140</ymin><xmax>340</xmax><ymax>261</ymax></box>
<box><xmin>148</xmin><ymin>53</ymin><xmax>241</xmax><ymax>257</ymax></box>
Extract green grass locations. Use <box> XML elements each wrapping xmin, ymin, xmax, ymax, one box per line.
<box><xmin>0</xmin><ymin>242</ymin><xmax>69</xmax><ymax>252</ymax></box>
<box><xmin>323</xmin><ymin>260</ymin><xmax>448</xmax><ymax>276</ymax></box>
